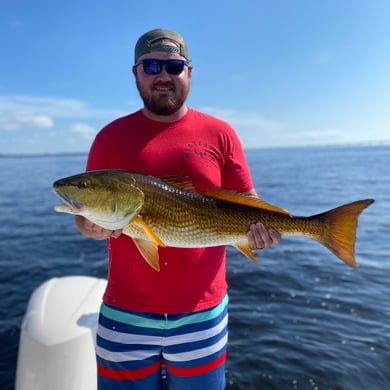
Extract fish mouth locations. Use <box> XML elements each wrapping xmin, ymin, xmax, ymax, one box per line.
<box><xmin>54</xmin><ymin>192</ymin><xmax>83</xmax><ymax>213</ymax></box>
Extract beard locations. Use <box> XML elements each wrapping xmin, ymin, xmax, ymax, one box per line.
<box><xmin>136</xmin><ymin>79</ymin><xmax>190</xmax><ymax>116</ymax></box>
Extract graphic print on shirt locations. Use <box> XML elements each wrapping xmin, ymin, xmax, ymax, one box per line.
<box><xmin>184</xmin><ymin>140</ymin><xmax>217</xmax><ymax>161</ymax></box>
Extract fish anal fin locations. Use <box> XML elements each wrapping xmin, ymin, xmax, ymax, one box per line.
<box><xmin>159</xmin><ymin>176</ymin><xmax>197</xmax><ymax>193</ymax></box>
<box><xmin>232</xmin><ymin>243</ymin><xmax>258</xmax><ymax>264</ymax></box>
<box><xmin>132</xmin><ymin>215</ymin><xmax>166</xmax><ymax>247</ymax></box>
<box><xmin>132</xmin><ymin>238</ymin><xmax>161</xmax><ymax>271</ymax></box>
<box><xmin>203</xmin><ymin>188</ymin><xmax>290</xmax><ymax>215</ymax></box>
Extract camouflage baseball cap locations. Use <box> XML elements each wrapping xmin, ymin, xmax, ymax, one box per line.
<box><xmin>134</xmin><ymin>28</ymin><xmax>189</xmax><ymax>62</ymax></box>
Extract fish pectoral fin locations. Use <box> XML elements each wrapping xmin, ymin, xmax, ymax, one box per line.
<box><xmin>132</xmin><ymin>238</ymin><xmax>161</xmax><ymax>271</ymax></box>
<box><xmin>127</xmin><ymin>216</ymin><xmax>165</xmax><ymax>271</ymax></box>
<box><xmin>232</xmin><ymin>243</ymin><xmax>258</xmax><ymax>264</ymax></box>
<box><xmin>132</xmin><ymin>215</ymin><xmax>166</xmax><ymax>247</ymax></box>
<box><xmin>203</xmin><ymin>188</ymin><xmax>290</xmax><ymax>215</ymax></box>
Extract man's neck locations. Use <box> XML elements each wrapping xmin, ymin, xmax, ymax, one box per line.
<box><xmin>142</xmin><ymin>106</ymin><xmax>188</xmax><ymax>122</ymax></box>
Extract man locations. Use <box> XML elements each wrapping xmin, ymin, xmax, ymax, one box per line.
<box><xmin>75</xmin><ymin>28</ymin><xmax>281</xmax><ymax>390</ymax></box>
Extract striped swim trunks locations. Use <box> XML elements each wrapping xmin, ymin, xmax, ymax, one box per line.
<box><xmin>96</xmin><ymin>295</ymin><xmax>228</xmax><ymax>390</ymax></box>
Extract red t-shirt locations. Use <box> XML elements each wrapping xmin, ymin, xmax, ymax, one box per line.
<box><xmin>87</xmin><ymin>108</ymin><xmax>253</xmax><ymax>313</ymax></box>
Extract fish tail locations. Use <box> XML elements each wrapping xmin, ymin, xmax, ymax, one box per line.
<box><xmin>314</xmin><ymin>199</ymin><xmax>374</xmax><ymax>268</ymax></box>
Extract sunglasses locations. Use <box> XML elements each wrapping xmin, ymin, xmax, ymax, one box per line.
<box><xmin>134</xmin><ymin>59</ymin><xmax>190</xmax><ymax>75</ymax></box>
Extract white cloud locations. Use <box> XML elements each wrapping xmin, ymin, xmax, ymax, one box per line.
<box><xmin>70</xmin><ymin>123</ymin><xmax>97</xmax><ymax>139</ymax></box>
<box><xmin>0</xmin><ymin>95</ymin><xmax>126</xmax><ymax>132</ymax></box>
<box><xmin>300</xmin><ymin>129</ymin><xmax>342</xmax><ymax>140</ymax></box>
<box><xmin>0</xmin><ymin>114</ymin><xmax>54</xmax><ymax>131</ymax></box>
<box><xmin>200</xmin><ymin>106</ymin><xmax>282</xmax><ymax>132</ymax></box>
<box><xmin>198</xmin><ymin>106</ymin><xmax>284</xmax><ymax>147</ymax></box>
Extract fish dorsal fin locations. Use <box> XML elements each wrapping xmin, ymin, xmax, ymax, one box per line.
<box><xmin>132</xmin><ymin>215</ymin><xmax>166</xmax><ymax>247</ymax></box>
<box><xmin>202</xmin><ymin>188</ymin><xmax>290</xmax><ymax>215</ymax></box>
<box><xmin>159</xmin><ymin>176</ymin><xmax>197</xmax><ymax>193</ymax></box>
<box><xmin>132</xmin><ymin>238</ymin><xmax>161</xmax><ymax>271</ymax></box>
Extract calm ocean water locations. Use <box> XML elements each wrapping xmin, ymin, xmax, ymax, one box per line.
<box><xmin>0</xmin><ymin>145</ymin><xmax>389</xmax><ymax>389</ymax></box>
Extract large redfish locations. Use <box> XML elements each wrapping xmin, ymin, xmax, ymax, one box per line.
<box><xmin>53</xmin><ymin>169</ymin><xmax>374</xmax><ymax>271</ymax></box>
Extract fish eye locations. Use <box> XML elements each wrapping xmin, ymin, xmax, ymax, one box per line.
<box><xmin>77</xmin><ymin>181</ymin><xmax>88</xmax><ymax>190</ymax></box>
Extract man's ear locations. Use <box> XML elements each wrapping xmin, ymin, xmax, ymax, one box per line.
<box><xmin>132</xmin><ymin>66</ymin><xmax>137</xmax><ymax>76</ymax></box>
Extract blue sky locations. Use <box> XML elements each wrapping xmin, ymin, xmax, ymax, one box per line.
<box><xmin>1</xmin><ymin>0</ymin><xmax>389</xmax><ymax>154</ymax></box>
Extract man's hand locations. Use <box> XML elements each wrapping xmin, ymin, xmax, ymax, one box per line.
<box><xmin>247</xmin><ymin>222</ymin><xmax>281</xmax><ymax>250</ymax></box>
<box><xmin>74</xmin><ymin>215</ymin><xmax>122</xmax><ymax>240</ymax></box>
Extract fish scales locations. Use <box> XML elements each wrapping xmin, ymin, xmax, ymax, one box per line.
<box><xmin>137</xmin><ymin>183</ymin><xmax>322</xmax><ymax>245</ymax></box>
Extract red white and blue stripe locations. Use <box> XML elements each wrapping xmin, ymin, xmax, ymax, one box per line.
<box><xmin>96</xmin><ymin>295</ymin><xmax>228</xmax><ymax>389</ymax></box>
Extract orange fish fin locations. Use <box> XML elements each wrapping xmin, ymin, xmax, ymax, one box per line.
<box><xmin>132</xmin><ymin>238</ymin><xmax>160</xmax><ymax>271</ymax></box>
<box><xmin>232</xmin><ymin>243</ymin><xmax>258</xmax><ymax>264</ymax></box>
<box><xmin>132</xmin><ymin>215</ymin><xmax>166</xmax><ymax>247</ymax></box>
<box><xmin>203</xmin><ymin>188</ymin><xmax>290</xmax><ymax>215</ymax></box>
<box><xmin>159</xmin><ymin>176</ymin><xmax>197</xmax><ymax>193</ymax></box>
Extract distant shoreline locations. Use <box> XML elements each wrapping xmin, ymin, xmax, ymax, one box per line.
<box><xmin>1</xmin><ymin>141</ymin><xmax>389</xmax><ymax>159</ymax></box>
<box><xmin>0</xmin><ymin>152</ymin><xmax>88</xmax><ymax>159</ymax></box>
